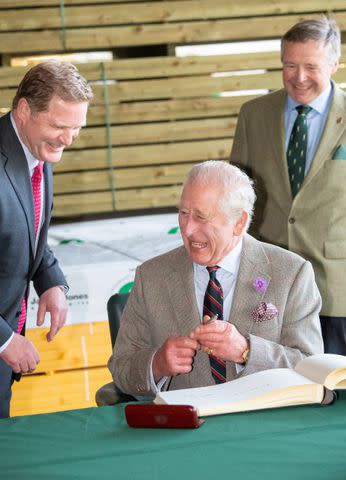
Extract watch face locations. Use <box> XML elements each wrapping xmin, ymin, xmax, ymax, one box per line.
<box><xmin>242</xmin><ymin>348</ymin><xmax>250</xmax><ymax>363</ymax></box>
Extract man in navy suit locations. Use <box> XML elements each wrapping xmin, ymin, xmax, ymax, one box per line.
<box><xmin>0</xmin><ymin>61</ymin><xmax>93</xmax><ymax>418</ymax></box>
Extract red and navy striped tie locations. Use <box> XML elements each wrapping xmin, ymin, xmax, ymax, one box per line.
<box><xmin>203</xmin><ymin>266</ymin><xmax>226</xmax><ymax>383</ymax></box>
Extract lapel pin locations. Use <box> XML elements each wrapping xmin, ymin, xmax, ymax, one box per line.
<box><xmin>253</xmin><ymin>276</ymin><xmax>268</xmax><ymax>293</ymax></box>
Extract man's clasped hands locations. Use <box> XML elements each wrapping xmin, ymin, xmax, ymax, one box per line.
<box><xmin>152</xmin><ymin>315</ymin><xmax>248</xmax><ymax>382</ymax></box>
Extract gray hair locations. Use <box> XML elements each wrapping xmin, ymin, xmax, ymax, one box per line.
<box><xmin>281</xmin><ymin>16</ymin><xmax>341</xmax><ymax>65</ymax></box>
<box><xmin>183</xmin><ymin>160</ymin><xmax>256</xmax><ymax>230</ymax></box>
<box><xmin>12</xmin><ymin>60</ymin><xmax>93</xmax><ymax>112</ymax></box>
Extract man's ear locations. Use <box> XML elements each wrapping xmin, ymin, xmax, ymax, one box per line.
<box><xmin>234</xmin><ymin>211</ymin><xmax>248</xmax><ymax>236</ymax></box>
<box><xmin>15</xmin><ymin>97</ymin><xmax>31</xmax><ymax>122</ymax></box>
<box><xmin>331</xmin><ymin>59</ymin><xmax>339</xmax><ymax>75</ymax></box>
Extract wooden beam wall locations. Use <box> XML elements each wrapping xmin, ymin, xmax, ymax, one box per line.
<box><xmin>0</xmin><ymin>1</ymin><xmax>345</xmax><ymax>217</ymax></box>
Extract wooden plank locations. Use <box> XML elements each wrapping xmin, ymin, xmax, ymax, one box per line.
<box><xmin>0</xmin><ymin>0</ymin><xmax>343</xmax><ymax>10</ymax></box>
<box><xmin>1</xmin><ymin>73</ymin><xmax>266</xmax><ymax>108</ymax></box>
<box><xmin>1</xmin><ymin>46</ymin><xmax>346</xmax><ymax>88</ymax></box>
<box><xmin>1</xmin><ymin>1</ymin><xmax>346</xmax><ymax>31</ymax></box>
<box><xmin>54</xmin><ymin>163</ymin><xmax>196</xmax><ymax>193</ymax></box>
<box><xmin>0</xmin><ymin>51</ymin><xmax>281</xmax><ymax>88</ymax></box>
<box><xmin>90</xmin><ymin>51</ymin><xmax>282</xmax><ymax>80</ymax></box>
<box><xmin>53</xmin><ymin>184</ymin><xmax>183</xmax><ymax>216</ymax></box>
<box><xmin>86</xmin><ymin>96</ymin><xmax>256</xmax><ymax>126</ymax></box>
<box><xmin>55</xmin><ymin>138</ymin><xmax>232</xmax><ymax>172</ymax></box>
<box><xmin>1</xmin><ymin>12</ymin><xmax>346</xmax><ymax>53</ymax></box>
<box><xmin>0</xmin><ymin>0</ymin><xmax>129</xmax><ymax>7</ymax></box>
<box><xmin>71</xmin><ymin>117</ymin><xmax>237</xmax><ymax>149</ymax></box>
<box><xmin>25</xmin><ymin>322</ymin><xmax>111</xmax><ymax>373</ymax></box>
<box><xmin>67</xmin><ymin>13</ymin><xmax>346</xmax><ymax>51</ymax></box>
<box><xmin>90</xmin><ymin>71</ymin><xmax>283</xmax><ymax>104</ymax></box>
<box><xmin>11</xmin><ymin>366</ymin><xmax>112</xmax><ymax>416</ymax></box>
<box><xmin>0</xmin><ymin>72</ymin><xmax>280</xmax><ymax>108</ymax></box>
<box><xmin>0</xmin><ymin>30</ymin><xmax>63</xmax><ymax>54</ymax></box>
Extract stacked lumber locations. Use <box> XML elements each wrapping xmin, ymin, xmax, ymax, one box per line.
<box><xmin>0</xmin><ymin>1</ymin><xmax>345</xmax><ymax>53</ymax></box>
<box><xmin>11</xmin><ymin>322</ymin><xmax>113</xmax><ymax>415</ymax></box>
<box><xmin>0</xmin><ymin>1</ymin><xmax>345</xmax><ymax>217</ymax></box>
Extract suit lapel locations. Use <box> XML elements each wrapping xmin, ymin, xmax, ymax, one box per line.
<box><xmin>229</xmin><ymin>235</ymin><xmax>271</xmax><ymax>336</ymax></box>
<box><xmin>165</xmin><ymin>247</ymin><xmax>200</xmax><ymax>336</ymax></box>
<box><xmin>269</xmin><ymin>90</ymin><xmax>292</xmax><ymax>195</ymax></box>
<box><xmin>302</xmin><ymin>86</ymin><xmax>346</xmax><ymax>190</ymax></box>
<box><xmin>2</xmin><ymin>115</ymin><xmax>36</xmax><ymax>255</ymax></box>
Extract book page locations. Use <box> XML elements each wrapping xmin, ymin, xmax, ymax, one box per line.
<box><xmin>295</xmin><ymin>354</ymin><xmax>346</xmax><ymax>388</ymax></box>
<box><xmin>155</xmin><ymin>368</ymin><xmax>316</xmax><ymax>412</ymax></box>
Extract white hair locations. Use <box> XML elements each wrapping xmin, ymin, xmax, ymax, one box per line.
<box><xmin>183</xmin><ymin>160</ymin><xmax>256</xmax><ymax>230</ymax></box>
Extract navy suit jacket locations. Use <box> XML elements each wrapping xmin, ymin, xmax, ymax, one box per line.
<box><xmin>0</xmin><ymin>112</ymin><xmax>67</xmax><ymax>346</ymax></box>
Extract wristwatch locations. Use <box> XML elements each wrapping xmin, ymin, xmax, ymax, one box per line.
<box><xmin>241</xmin><ymin>345</ymin><xmax>250</xmax><ymax>364</ymax></box>
<box><xmin>57</xmin><ymin>285</ymin><xmax>69</xmax><ymax>296</ymax></box>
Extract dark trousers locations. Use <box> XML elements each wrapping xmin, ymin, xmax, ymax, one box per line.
<box><xmin>0</xmin><ymin>358</ymin><xmax>12</xmax><ymax>419</ymax></box>
<box><xmin>320</xmin><ymin>316</ymin><xmax>346</xmax><ymax>355</ymax></box>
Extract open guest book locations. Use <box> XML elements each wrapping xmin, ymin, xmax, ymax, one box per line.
<box><xmin>154</xmin><ymin>354</ymin><xmax>346</xmax><ymax>416</ymax></box>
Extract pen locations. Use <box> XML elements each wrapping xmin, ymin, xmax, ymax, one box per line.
<box><xmin>205</xmin><ymin>314</ymin><xmax>218</xmax><ymax>324</ymax></box>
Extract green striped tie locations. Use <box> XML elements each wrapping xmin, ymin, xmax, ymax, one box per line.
<box><xmin>287</xmin><ymin>105</ymin><xmax>312</xmax><ymax>197</ymax></box>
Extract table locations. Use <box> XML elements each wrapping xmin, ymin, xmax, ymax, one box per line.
<box><xmin>2</xmin><ymin>391</ymin><xmax>346</xmax><ymax>480</ymax></box>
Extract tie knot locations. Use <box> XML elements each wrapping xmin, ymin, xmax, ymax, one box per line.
<box><xmin>207</xmin><ymin>266</ymin><xmax>219</xmax><ymax>278</ymax></box>
<box><xmin>296</xmin><ymin>105</ymin><xmax>312</xmax><ymax>116</ymax></box>
<box><xmin>32</xmin><ymin>162</ymin><xmax>43</xmax><ymax>182</ymax></box>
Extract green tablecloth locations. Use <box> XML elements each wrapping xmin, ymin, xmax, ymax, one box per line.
<box><xmin>2</xmin><ymin>391</ymin><xmax>346</xmax><ymax>480</ymax></box>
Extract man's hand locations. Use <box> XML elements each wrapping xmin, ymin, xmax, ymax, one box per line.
<box><xmin>152</xmin><ymin>336</ymin><xmax>200</xmax><ymax>382</ymax></box>
<box><xmin>190</xmin><ymin>316</ymin><xmax>248</xmax><ymax>363</ymax></box>
<box><xmin>0</xmin><ymin>333</ymin><xmax>40</xmax><ymax>373</ymax></box>
<box><xmin>37</xmin><ymin>286</ymin><xmax>68</xmax><ymax>342</ymax></box>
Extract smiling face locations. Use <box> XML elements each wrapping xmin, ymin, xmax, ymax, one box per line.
<box><xmin>14</xmin><ymin>95</ymin><xmax>88</xmax><ymax>163</ymax></box>
<box><xmin>178</xmin><ymin>180</ymin><xmax>247</xmax><ymax>266</ymax></box>
<box><xmin>282</xmin><ymin>39</ymin><xmax>339</xmax><ymax>104</ymax></box>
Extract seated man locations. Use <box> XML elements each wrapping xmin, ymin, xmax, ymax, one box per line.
<box><xmin>98</xmin><ymin>160</ymin><xmax>323</xmax><ymax>403</ymax></box>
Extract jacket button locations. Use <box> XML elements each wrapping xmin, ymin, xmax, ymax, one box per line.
<box><xmin>288</xmin><ymin>217</ymin><xmax>295</xmax><ymax>224</ymax></box>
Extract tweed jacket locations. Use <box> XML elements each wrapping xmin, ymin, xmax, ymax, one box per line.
<box><xmin>230</xmin><ymin>86</ymin><xmax>346</xmax><ymax>316</ymax></box>
<box><xmin>108</xmin><ymin>235</ymin><xmax>323</xmax><ymax>397</ymax></box>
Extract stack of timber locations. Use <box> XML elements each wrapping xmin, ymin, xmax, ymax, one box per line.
<box><xmin>11</xmin><ymin>322</ymin><xmax>113</xmax><ymax>416</ymax></box>
<box><xmin>0</xmin><ymin>0</ymin><xmax>345</xmax><ymax>218</ymax></box>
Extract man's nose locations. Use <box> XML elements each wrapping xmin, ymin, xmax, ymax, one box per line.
<box><xmin>295</xmin><ymin>67</ymin><xmax>307</xmax><ymax>82</ymax></box>
<box><xmin>61</xmin><ymin>129</ymin><xmax>77</xmax><ymax>146</ymax></box>
<box><xmin>183</xmin><ymin>217</ymin><xmax>196</xmax><ymax>236</ymax></box>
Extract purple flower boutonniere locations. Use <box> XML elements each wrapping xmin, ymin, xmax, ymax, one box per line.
<box><xmin>253</xmin><ymin>276</ymin><xmax>268</xmax><ymax>293</ymax></box>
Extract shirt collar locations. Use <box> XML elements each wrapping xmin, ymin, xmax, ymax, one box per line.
<box><xmin>10</xmin><ymin>112</ymin><xmax>40</xmax><ymax>174</ymax></box>
<box><xmin>194</xmin><ymin>238</ymin><xmax>243</xmax><ymax>275</ymax></box>
<box><xmin>286</xmin><ymin>81</ymin><xmax>333</xmax><ymax>115</ymax></box>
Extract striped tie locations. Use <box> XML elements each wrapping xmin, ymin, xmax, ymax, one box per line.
<box><xmin>17</xmin><ymin>163</ymin><xmax>43</xmax><ymax>334</ymax></box>
<box><xmin>203</xmin><ymin>266</ymin><xmax>226</xmax><ymax>383</ymax></box>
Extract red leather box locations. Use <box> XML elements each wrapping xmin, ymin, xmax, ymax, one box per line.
<box><xmin>124</xmin><ymin>404</ymin><xmax>204</xmax><ymax>429</ymax></box>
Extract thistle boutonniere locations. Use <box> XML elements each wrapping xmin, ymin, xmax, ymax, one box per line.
<box><xmin>253</xmin><ymin>276</ymin><xmax>268</xmax><ymax>293</ymax></box>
